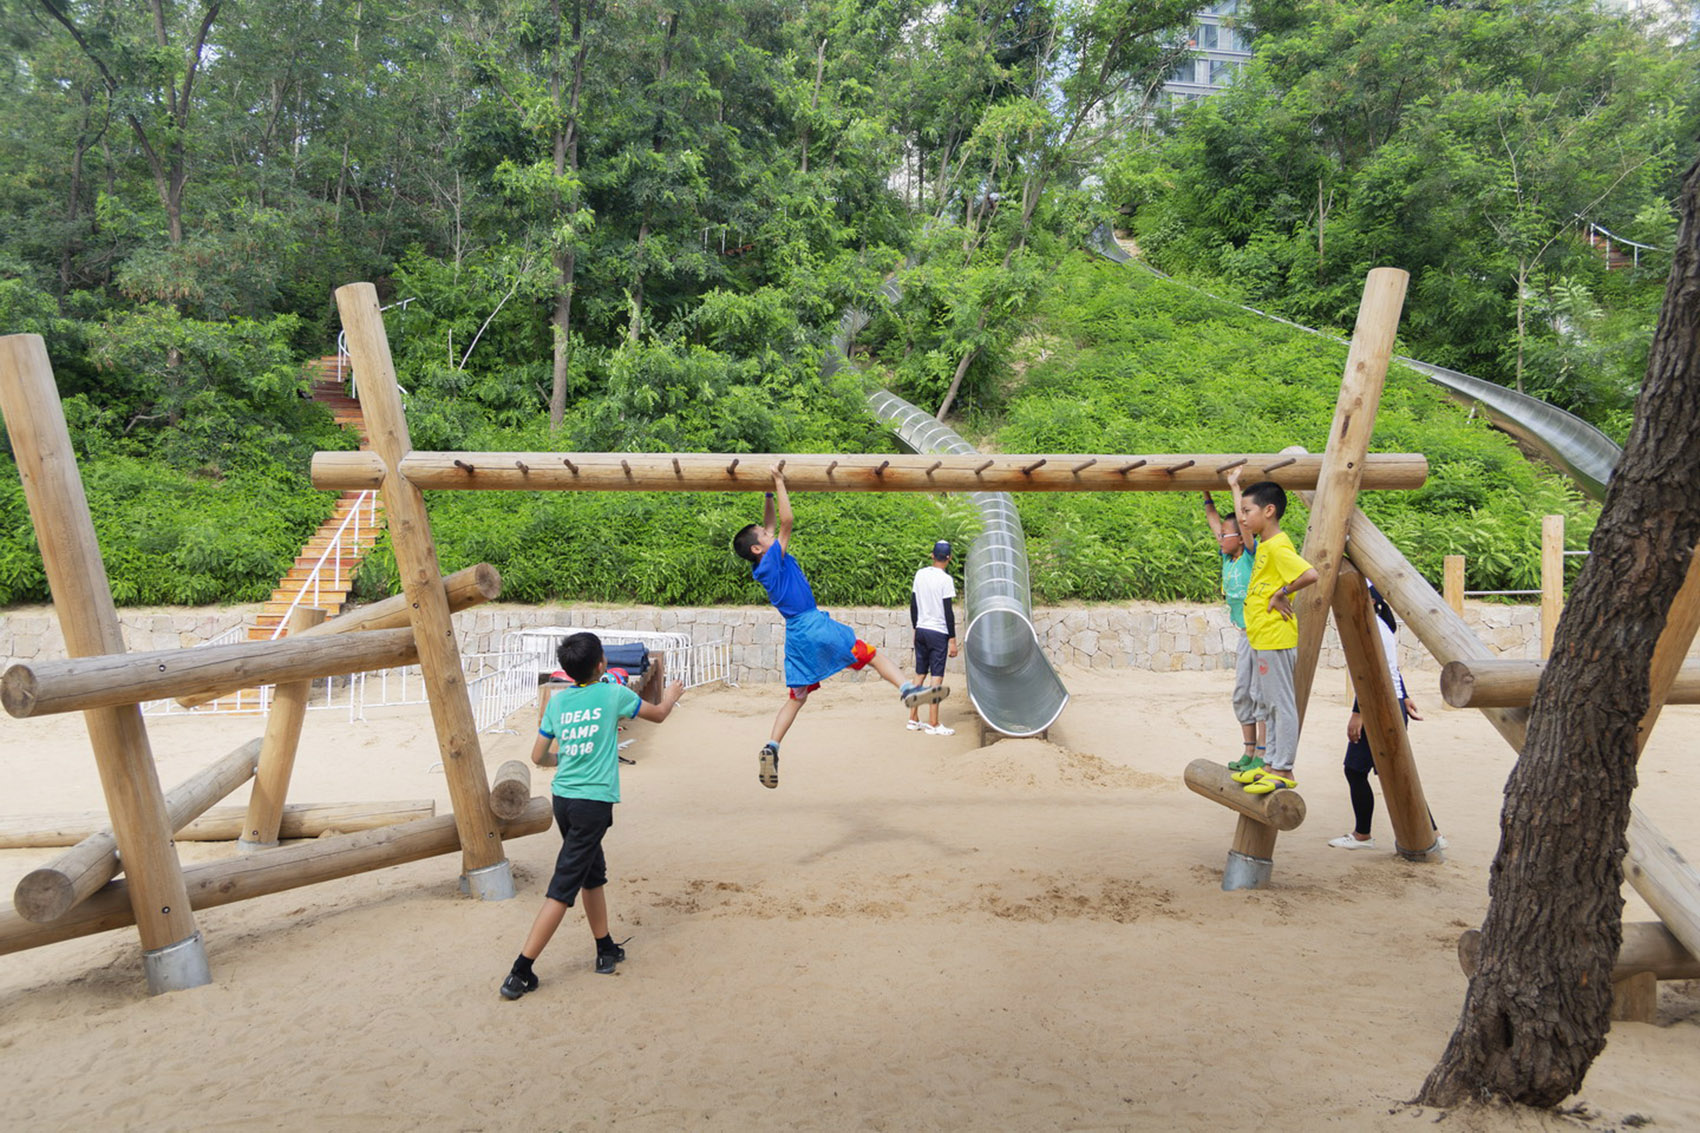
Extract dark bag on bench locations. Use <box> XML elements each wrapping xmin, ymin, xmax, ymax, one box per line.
<box><xmin>602</xmin><ymin>642</ymin><xmax>650</xmax><ymax>675</ymax></box>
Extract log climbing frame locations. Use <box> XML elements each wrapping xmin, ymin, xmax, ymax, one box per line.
<box><xmin>0</xmin><ymin>268</ymin><xmax>1455</xmax><ymax>990</ymax></box>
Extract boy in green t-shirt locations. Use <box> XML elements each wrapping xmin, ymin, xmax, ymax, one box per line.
<box><xmin>499</xmin><ymin>632</ymin><xmax>683</xmax><ymax>1000</ymax></box>
<box><xmin>1202</xmin><ymin>487</ymin><xmax>1262</xmax><ymax>769</ymax></box>
<box><xmin>1228</xmin><ymin>473</ymin><xmax>1318</xmax><ymax>794</ymax></box>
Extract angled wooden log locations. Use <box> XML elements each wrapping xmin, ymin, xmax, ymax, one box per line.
<box><xmin>1332</xmin><ymin>563</ymin><xmax>1439</xmax><ymax>860</ymax></box>
<box><xmin>239</xmin><ymin>606</ymin><xmax>325</xmax><ymax>850</ymax></box>
<box><xmin>13</xmin><ymin>738</ymin><xmax>262</xmax><ymax>923</ymax></box>
<box><xmin>0</xmin><ymin>801</ymin><xmax>436</xmax><ymax>848</ymax></box>
<box><xmin>176</xmin><ymin>563</ymin><xmax>502</xmax><ymax>709</ymax></box>
<box><xmin>0</xmin><ymin>800</ymin><xmax>553</xmax><ymax>956</ymax></box>
<box><xmin>311</xmin><ymin>449</ymin><xmax>1430</xmax><ymax>494</ymax></box>
<box><xmin>1292</xmin><ymin>267</ymin><xmax>1409</xmax><ymax>726</ymax></box>
<box><xmin>1343</xmin><ymin>499</ymin><xmax>1700</xmax><ymax>965</ymax></box>
<box><xmin>0</xmin><ymin>333</ymin><xmax>205</xmax><ymax>989</ymax></box>
<box><xmin>2</xmin><ymin>627</ymin><xmax>418</xmax><ymax>718</ymax></box>
<box><xmin>1442</xmin><ymin>658</ymin><xmax>1700</xmax><ymax>708</ymax></box>
<box><xmin>337</xmin><ymin>282</ymin><xmax>508</xmax><ymax>892</ymax></box>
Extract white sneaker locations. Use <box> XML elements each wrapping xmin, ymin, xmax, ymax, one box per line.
<box><xmin>906</xmin><ymin>720</ymin><xmax>926</xmax><ymax>731</ymax></box>
<box><xmin>1328</xmin><ymin>834</ymin><xmax>1376</xmax><ymax>850</ymax></box>
<box><xmin>924</xmin><ymin>724</ymin><xmax>955</xmax><ymax>736</ymax></box>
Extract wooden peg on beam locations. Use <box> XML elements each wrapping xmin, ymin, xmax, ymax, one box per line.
<box><xmin>1071</xmin><ymin>459</ymin><xmax>1097</xmax><ymax>475</ymax></box>
<box><xmin>563</xmin><ymin>458</ymin><xmax>578</xmax><ymax>475</ymax></box>
<box><xmin>975</xmin><ymin>460</ymin><xmax>994</xmax><ymax>475</ymax></box>
<box><xmin>1216</xmin><ymin>459</ymin><xmax>1247</xmax><ymax>475</ymax></box>
<box><xmin>620</xmin><ymin>460</ymin><xmax>632</xmax><ymax>478</ymax></box>
<box><xmin>926</xmin><ymin>461</ymin><xmax>943</xmax><ymax>477</ymax></box>
<box><xmin>826</xmin><ymin>460</ymin><xmax>839</xmax><ymax>476</ymax></box>
<box><xmin>727</xmin><ymin>458</ymin><xmax>740</xmax><ymax>476</ymax></box>
<box><xmin>514</xmin><ymin>460</ymin><xmax>528</xmax><ymax>475</ymax></box>
<box><xmin>875</xmin><ymin>460</ymin><xmax>889</xmax><ymax>476</ymax></box>
<box><xmin>1116</xmin><ymin>460</ymin><xmax>1147</xmax><ymax>475</ymax></box>
<box><xmin>1262</xmin><ymin>457</ymin><xmax>1296</xmax><ymax>474</ymax></box>
<box><xmin>1165</xmin><ymin>460</ymin><xmax>1195</xmax><ymax>474</ymax></box>
<box><xmin>672</xmin><ymin>458</ymin><xmax>682</xmax><ymax>477</ymax></box>
<box><xmin>1020</xmin><ymin>459</ymin><xmax>1047</xmax><ymax>475</ymax></box>
<box><xmin>454</xmin><ymin>459</ymin><xmax>475</xmax><ymax>473</ymax></box>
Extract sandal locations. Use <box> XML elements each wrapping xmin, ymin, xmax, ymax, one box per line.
<box><xmin>1229</xmin><ymin>757</ymin><xmax>1267</xmax><ymax>783</ymax></box>
<box><xmin>1244</xmin><ymin>770</ymin><xmax>1295</xmax><ymax>794</ymax></box>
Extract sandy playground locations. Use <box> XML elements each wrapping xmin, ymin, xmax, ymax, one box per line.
<box><xmin>0</xmin><ymin>665</ymin><xmax>1696</xmax><ymax>1131</ymax></box>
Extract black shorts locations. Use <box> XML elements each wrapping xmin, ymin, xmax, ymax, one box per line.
<box><xmin>913</xmin><ymin>628</ymin><xmax>950</xmax><ymax>678</ymax></box>
<box><xmin>546</xmin><ymin>796</ymin><xmax>614</xmax><ymax>906</ymax></box>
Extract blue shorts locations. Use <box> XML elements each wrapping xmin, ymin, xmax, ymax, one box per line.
<box><xmin>913</xmin><ymin>628</ymin><xmax>950</xmax><ymax>678</ymax></box>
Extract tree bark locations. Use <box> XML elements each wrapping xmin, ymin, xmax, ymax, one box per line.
<box><xmin>1417</xmin><ymin>152</ymin><xmax>1700</xmax><ymax>1108</ymax></box>
<box><xmin>549</xmin><ymin>0</ymin><xmax>591</xmax><ymax>428</ymax></box>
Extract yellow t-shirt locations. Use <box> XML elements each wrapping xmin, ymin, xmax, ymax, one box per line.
<box><xmin>1244</xmin><ymin>531</ymin><xmax>1313</xmax><ymax>651</ymax></box>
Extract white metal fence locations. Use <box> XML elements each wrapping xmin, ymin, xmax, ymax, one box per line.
<box><xmin>141</xmin><ymin>626</ymin><xmax>730</xmax><ymax>733</ymax></box>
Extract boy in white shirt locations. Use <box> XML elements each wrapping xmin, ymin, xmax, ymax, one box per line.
<box><xmin>908</xmin><ymin>541</ymin><xmax>959</xmax><ymax>735</ymax></box>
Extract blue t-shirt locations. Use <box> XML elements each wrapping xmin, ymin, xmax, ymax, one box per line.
<box><xmin>752</xmin><ymin>540</ymin><xmax>818</xmax><ymax>619</ymax></box>
<box><xmin>539</xmin><ymin>682</ymin><xmax>643</xmax><ymax>803</ymax></box>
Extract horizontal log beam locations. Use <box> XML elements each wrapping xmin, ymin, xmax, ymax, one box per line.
<box><xmin>0</xmin><ymin>800</ymin><xmax>437</xmax><ymax>849</ymax></box>
<box><xmin>177</xmin><ymin>563</ymin><xmax>501</xmax><ymax>709</ymax></box>
<box><xmin>0</xmin><ymin>799</ymin><xmax>552</xmax><ymax>956</ymax></box>
<box><xmin>1442</xmin><ymin>658</ymin><xmax>1700</xmax><ymax>708</ymax></box>
<box><xmin>1458</xmin><ymin>922</ymin><xmax>1700</xmax><ymax>982</ymax></box>
<box><xmin>489</xmin><ymin>760</ymin><xmax>534</xmax><ymax>821</ymax></box>
<box><xmin>311</xmin><ymin>450</ymin><xmax>1429</xmax><ymax>495</ymax></box>
<box><xmin>3</xmin><ymin>627</ymin><xmax>419</xmax><ymax>719</ymax></box>
<box><xmin>1183</xmin><ymin>759</ymin><xmax>1307</xmax><ymax>831</ymax></box>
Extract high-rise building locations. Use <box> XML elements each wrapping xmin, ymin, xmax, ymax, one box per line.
<box><xmin>1160</xmin><ymin>1</ymin><xmax>1251</xmax><ymax>108</ymax></box>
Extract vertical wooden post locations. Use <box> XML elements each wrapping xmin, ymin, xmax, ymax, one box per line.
<box><xmin>240</xmin><ymin>605</ymin><xmax>326</xmax><ymax>850</ymax></box>
<box><xmin>1332</xmin><ymin>563</ymin><xmax>1439</xmax><ymax>859</ymax></box>
<box><xmin>0</xmin><ymin>334</ymin><xmax>209</xmax><ymax>992</ymax></box>
<box><xmin>333</xmin><ymin>285</ymin><xmax>513</xmax><ymax>898</ymax></box>
<box><xmin>1443</xmin><ymin>555</ymin><xmax>1465</xmax><ymax>615</ymax></box>
<box><xmin>1292</xmin><ymin>268</ymin><xmax>1409</xmax><ymax>726</ymax></box>
<box><xmin>1540</xmin><ymin>515</ymin><xmax>1564</xmax><ymax>659</ymax></box>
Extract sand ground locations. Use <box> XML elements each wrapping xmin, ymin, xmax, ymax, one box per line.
<box><xmin>0</xmin><ymin>667</ymin><xmax>1695</xmax><ymax>1131</ymax></box>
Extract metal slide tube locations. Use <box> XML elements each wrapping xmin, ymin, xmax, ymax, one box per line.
<box><xmin>1089</xmin><ymin>225</ymin><xmax>1622</xmax><ymax>500</ymax></box>
<box><xmin>867</xmin><ymin>390</ymin><xmax>1069</xmax><ymax>737</ymax></box>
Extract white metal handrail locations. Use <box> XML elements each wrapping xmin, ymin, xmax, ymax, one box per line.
<box><xmin>336</xmin><ymin>297</ymin><xmax>416</xmax><ymax>397</ymax></box>
<box><xmin>269</xmin><ymin>490</ymin><xmax>380</xmax><ymax>640</ymax></box>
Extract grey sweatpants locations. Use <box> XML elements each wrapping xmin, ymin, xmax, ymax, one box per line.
<box><xmin>1231</xmin><ymin>629</ymin><xmax>1257</xmax><ymax>726</ymax></box>
<box><xmin>1250</xmin><ymin>647</ymin><xmax>1299</xmax><ymax>772</ymax></box>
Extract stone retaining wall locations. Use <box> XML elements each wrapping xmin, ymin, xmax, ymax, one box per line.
<box><xmin>0</xmin><ymin>599</ymin><xmax>1556</xmax><ymax>685</ymax></box>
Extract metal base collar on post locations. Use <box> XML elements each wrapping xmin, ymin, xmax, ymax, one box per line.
<box><xmin>1397</xmin><ymin>839</ymin><xmax>1446</xmax><ymax>864</ymax></box>
<box><xmin>1222</xmin><ymin>850</ymin><xmax>1273</xmax><ymax>891</ymax></box>
<box><xmin>460</xmin><ymin>859</ymin><xmax>516</xmax><ymax>901</ymax></box>
<box><xmin>236</xmin><ymin>839</ymin><xmax>279</xmax><ymax>854</ymax></box>
<box><xmin>143</xmin><ymin>931</ymin><xmax>213</xmax><ymax>995</ymax></box>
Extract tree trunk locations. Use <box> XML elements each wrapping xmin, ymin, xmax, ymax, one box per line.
<box><xmin>1417</xmin><ymin>152</ymin><xmax>1700</xmax><ymax>1108</ymax></box>
<box><xmin>549</xmin><ymin>0</ymin><xmax>590</xmax><ymax>428</ymax></box>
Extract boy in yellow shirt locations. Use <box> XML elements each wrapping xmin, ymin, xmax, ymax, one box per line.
<box><xmin>1226</xmin><ymin>469</ymin><xmax>1318</xmax><ymax>793</ymax></box>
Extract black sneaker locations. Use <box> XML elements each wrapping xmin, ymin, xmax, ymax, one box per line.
<box><xmin>500</xmin><ymin>970</ymin><xmax>539</xmax><ymax>1000</ymax></box>
<box><xmin>758</xmin><ymin>742</ymin><xmax>779</xmax><ymax>789</ymax></box>
<box><xmin>595</xmin><ymin>942</ymin><xmax>626</xmax><ymax>975</ymax></box>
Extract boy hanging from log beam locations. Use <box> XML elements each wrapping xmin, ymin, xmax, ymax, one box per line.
<box><xmin>733</xmin><ymin>464</ymin><xmax>947</xmax><ymax>789</ymax></box>
<box><xmin>499</xmin><ymin>632</ymin><xmax>683</xmax><ymax>1000</ymax></box>
<box><xmin>1226</xmin><ymin>468</ymin><xmax>1318</xmax><ymax>794</ymax></box>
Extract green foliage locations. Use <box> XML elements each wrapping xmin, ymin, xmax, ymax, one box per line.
<box><xmin>1121</xmin><ymin>0</ymin><xmax>1695</xmax><ymax>433</ymax></box>
<box><xmin>996</xmin><ymin>255</ymin><xmax>1597</xmax><ymax>602</ymax></box>
<box><xmin>0</xmin><ymin>457</ymin><xmax>336</xmax><ymax>606</ymax></box>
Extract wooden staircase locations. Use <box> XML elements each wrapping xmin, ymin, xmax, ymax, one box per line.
<box><xmin>246</xmin><ymin>357</ymin><xmax>385</xmax><ymax>642</ymax></box>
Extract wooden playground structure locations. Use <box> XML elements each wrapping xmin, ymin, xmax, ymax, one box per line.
<box><xmin>1</xmin><ymin>269</ymin><xmax>1696</xmax><ymax>1008</ymax></box>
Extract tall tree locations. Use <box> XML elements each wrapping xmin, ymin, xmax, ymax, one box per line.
<box><xmin>1417</xmin><ymin>150</ymin><xmax>1700</xmax><ymax>1107</ymax></box>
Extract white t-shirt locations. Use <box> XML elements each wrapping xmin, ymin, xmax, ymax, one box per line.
<box><xmin>1376</xmin><ymin>616</ymin><xmax>1406</xmax><ymax>701</ymax></box>
<box><xmin>912</xmin><ymin>565</ymin><xmax>956</xmax><ymax>635</ymax></box>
